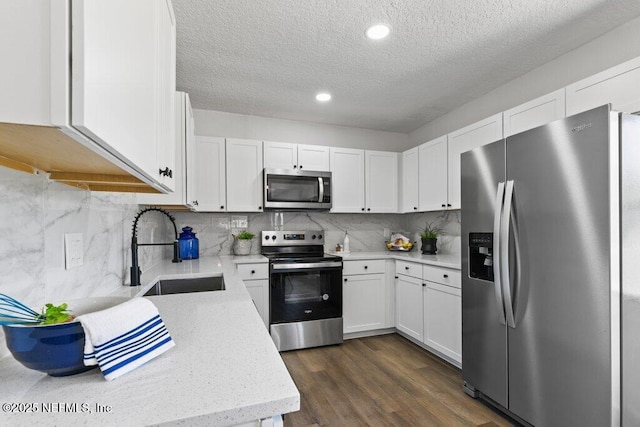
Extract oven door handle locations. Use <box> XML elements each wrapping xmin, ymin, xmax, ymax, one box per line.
<box><xmin>271</xmin><ymin>261</ymin><xmax>343</xmax><ymax>270</ymax></box>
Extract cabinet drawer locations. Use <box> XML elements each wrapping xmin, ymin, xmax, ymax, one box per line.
<box><xmin>423</xmin><ymin>265</ymin><xmax>460</xmax><ymax>288</ymax></box>
<box><xmin>343</xmin><ymin>259</ymin><xmax>385</xmax><ymax>276</ymax></box>
<box><xmin>237</xmin><ymin>263</ymin><xmax>269</xmax><ymax>281</ymax></box>
<box><xmin>395</xmin><ymin>260</ymin><xmax>421</xmax><ymax>280</ymax></box>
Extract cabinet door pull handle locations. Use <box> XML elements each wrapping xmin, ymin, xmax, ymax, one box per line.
<box><xmin>361</xmin><ymin>208</ymin><xmax>365</xmax><ymax>211</ymax></box>
<box><xmin>220</xmin><ymin>205</ymin><xmax>224</xmax><ymax>209</ymax></box>
<box><xmin>293</xmin><ymin>165</ymin><xmax>297</xmax><ymax>169</ymax></box>
<box><xmin>367</xmin><ymin>208</ymin><xmax>371</xmax><ymax>211</ymax></box>
<box><xmin>364</xmin><ymin>266</ymin><xmax>368</xmax><ymax>269</ymax></box>
<box><xmin>251</xmin><ymin>270</ymin><xmax>255</xmax><ymax>274</ymax></box>
<box><xmin>405</xmin><ymin>266</ymin><xmax>409</xmax><ymax>270</ymax></box>
<box><xmin>258</xmin><ymin>206</ymin><xmax>262</xmax><ymax>210</ymax></box>
<box><xmin>422</xmin><ymin>283</ymin><xmax>426</xmax><ymax>287</ymax></box>
<box><xmin>413</xmin><ymin>207</ymin><xmax>417</xmax><ymax>210</ymax></box>
<box><xmin>344</xmin><ymin>278</ymin><xmax>348</xmax><ymax>282</ymax></box>
<box><xmin>441</xmin><ymin>204</ymin><xmax>446</xmax><ymax>208</ymax></box>
<box><xmin>394</xmin><ymin>276</ymin><xmax>398</xmax><ymax>279</ymax></box>
<box><xmin>443</xmin><ymin>274</ymin><xmax>448</xmax><ymax>278</ymax></box>
<box><xmin>299</xmin><ymin>165</ymin><xmax>303</xmax><ymax>169</ymax></box>
<box><xmin>447</xmin><ymin>204</ymin><xmax>452</xmax><ymax>207</ymax></box>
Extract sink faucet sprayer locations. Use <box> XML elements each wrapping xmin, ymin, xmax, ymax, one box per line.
<box><xmin>130</xmin><ymin>207</ymin><xmax>181</xmax><ymax>286</ymax></box>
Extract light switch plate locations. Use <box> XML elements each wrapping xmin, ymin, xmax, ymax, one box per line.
<box><xmin>64</xmin><ymin>233</ymin><xmax>83</xmax><ymax>270</ymax></box>
<box><xmin>231</xmin><ymin>215</ymin><xmax>248</xmax><ymax>229</ymax></box>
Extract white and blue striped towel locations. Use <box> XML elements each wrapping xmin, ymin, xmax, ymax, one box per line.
<box><xmin>77</xmin><ymin>297</ymin><xmax>175</xmax><ymax>381</ymax></box>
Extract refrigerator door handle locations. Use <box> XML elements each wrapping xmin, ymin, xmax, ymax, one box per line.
<box><xmin>501</xmin><ymin>180</ymin><xmax>517</xmax><ymax>328</ymax></box>
<box><xmin>493</xmin><ymin>182</ymin><xmax>506</xmax><ymax>325</ymax></box>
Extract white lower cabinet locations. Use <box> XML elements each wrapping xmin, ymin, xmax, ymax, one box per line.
<box><xmin>237</xmin><ymin>263</ymin><xmax>269</xmax><ymax>328</ymax></box>
<box><xmin>395</xmin><ymin>260</ymin><xmax>461</xmax><ymax>366</ymax></box>
<box><xmin>342</xmin><ymin>260</ymin><xmax>387</xmax><ymax>334</ymax></box>
<box><xmin>423</xmin><ymin>282</ymin><xmax>461</xmax><ymax>363</ymax></box>
<box><xmin>395</xmin><ymin>274</ymin><xmax>424</xmax><ymax>341</ymax></box>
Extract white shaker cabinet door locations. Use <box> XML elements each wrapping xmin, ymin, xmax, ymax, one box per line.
<box><xmin>447</xmin><ymin>113</ymin><xmax>503</xmax><ymax>210</ymax></box>
<box><xmin>188</xmin><ymin>136</ymin><xmax>226</xmax><ymax>212</ymax></box>
<box><xmin>226</xmin><ymin>139</ymin><xmax>264</xmax><ymax>212</ymax></box>
<box><xmin>330</xmin><ymin>147</ymin><xmax>365</xmax><ymax>213</ymax></box>
<box><xmin>263</xmin><ymin>141</ymin><xmax>297</xmax><ymax>170</ymax></box>
<box><xmin>297</xmin><ymin>144</ymin><xmax>330</xmax><ymax>171</ymax></box>
<box><xmin>343</xmin><ymin>273</ymin><xmax>386</xmax><ymax>334</ymax></box>
<box><xmin>395</xmin><ymin>275</ymin><xmax>424</xmax><ymax>342</ymax></box>
<box><xmin>504</xmin><ymin>89</ymin><xmax>565</xmax><ymax>137</ymax></box>
<box><xmin>401</xmin><ymin>147</ymin><xmax>419</xmax><ymax>213</ymax></box>
<box><xmin>424</xmin><ymin>282</ymin><xmax>461</xmax><ymax>364</ymax></box>
<box><xmin>72</xmin><ymin>0</ymin><xmax>160</xmax><ymax>184</ymax></box>
<box><xmin>154</xmin><ymin>0</ymin><xmax>177</xmax><ymax>191</ymax></box>
<box><xmin>365</xmin><ymin>150</ymin><xmax>398</xmax><ymax>213</ymax></box>
<box><xmin>566</xmin><ymin>56</ymin><xmax>640</xmax><ymax>116</ymax></box>
<box><xmin>418</xmin><ymin>136</ymin><xmax>448</xmax><ymax>212</ymax></box>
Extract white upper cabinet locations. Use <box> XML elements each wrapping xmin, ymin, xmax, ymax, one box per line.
<box><xmin>401</xmin><ymin>147</ymin><xmax>419</xmax><ymax>213</ymax></box>
<box><xmin>71</xmin><ymin>0</ymin><xmax>175</xmax><ymax>190</ymax></box>
<box><xmin>263</xmin><ymin>141</ymin><xmax>330</xmax><ymax>171</ymax></box>
<box><xmin>418</xmin><ymin>136</ymin><xmax>448</xmax><ymax>212</ymax></box>
<box><xmin>365</xmin><ymin>150</ymin><xmax>398</xmax><ymax>213</ymax></box>
<box><xmin>330</xmin><ymin>147</ymin><xmax>366</xmax><ymax>213</ymax></box>
<box><xmin>226</xmin><ymin>139</ymin><xmax>264</xmax><ymax>212</ymax></box>
<box><xmin>503</xmin><ymin>89</ymin><xmax>565</xmax><ymax>137</ymax></box>
<box><xmin>447</xmin><ymin>113</ymin><xmax>503</xmax><ymax>210</ymax></box>
<box><xmin>137</xmin><ymin>92</ymin><xmax>189</xmax><ymax>207</ymax></box>
<box><xmin>0</xmin><ymin>0</ymin><xmax>177</xmax><ymax>193</ymax></box>
<box><xmin>297</xmin><ymin>144</ymin><xmax>330</xmax><ymax>171</ymax></box>
<box><xmin>263</xmin><ymin>141</ymin><xmax>298</xmax><ymax>170</ymax></box>
<box><xmin>188</xmin><ymin>136</ymin><xmax>226</xmax><ymax>212</ymax></box>
<box><xmin>154</xmin><ymin>0</ymin><xmax>177</xmax><ymax>191</ymax></box>
<box><xmin>330</xmin><ymin>148</ymin><xmax>397</xmax><ymax>213</ymax></box>
<box><xmin>566</xmin><ymin>56</ymin><xmax>640</xmax><ymax>116</ymax></box>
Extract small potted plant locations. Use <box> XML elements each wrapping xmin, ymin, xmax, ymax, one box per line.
<box><xmin>233</xmin><ymin>230</ymin><xmax>255</xmax><ymax>256</ymax></box>
<box><xmin>420</xmin><ymin>221</ymin><xmax>442</xmax><ymax>255</ymax></box>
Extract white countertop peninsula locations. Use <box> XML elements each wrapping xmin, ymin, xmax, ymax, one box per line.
<box><xmin>0</xmin><ymin>256</ymin><xmax>298</xmax><ymax>426</ymax></box>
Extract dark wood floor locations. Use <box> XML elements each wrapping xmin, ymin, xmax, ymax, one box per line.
<box><xmin>281</xmin><ymin>333</ymin><xmax>512</xmax><ymax>427</ymax></box>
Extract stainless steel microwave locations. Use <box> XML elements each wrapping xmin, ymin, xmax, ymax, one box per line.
<box><xmin>263</xmin><ymin>168</ymin><xmax>331</xmax><ymax>210</ymax></box>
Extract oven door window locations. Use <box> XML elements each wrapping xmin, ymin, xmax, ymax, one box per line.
<box><xmin>270</xmin><ymin>267</ymin><xmax>342</xmax><ymax>323</ymax></box>
<box><xmin>267</xmin><ymin>175</ymin><xmax>320</xmax><ymax>203</ymax></box>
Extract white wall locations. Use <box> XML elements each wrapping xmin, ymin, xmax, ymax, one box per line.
<box><xmin>193</xmin><ymin>109</ymin><xmax>410</xmax><ymax>152</ymax></box>
<box><xmin>409</xmin><ymin>15</ymin><xmax>640</xmax><ymax>145</ymax></box>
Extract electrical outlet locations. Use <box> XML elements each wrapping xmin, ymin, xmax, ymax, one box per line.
<box><xmin>231</xmin><ymin>215</ymin><xmax>248</xmax><ymax>229</ymax></box>
<box><xmin>64</xmin><ymin>233</ymin><xmax>83</xmax><ymax>270</ymax></box>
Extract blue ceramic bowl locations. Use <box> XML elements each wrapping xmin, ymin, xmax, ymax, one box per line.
<box><xmin>2</xmin><ymin>297</ymin><xmax>128</xmax><ymax>377</ymax></box>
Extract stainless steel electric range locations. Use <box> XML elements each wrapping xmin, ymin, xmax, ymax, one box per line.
<box><xmin>261</xmin><ymin>230</ymin><xmax>343</xmax><ymax>352</ymax></box>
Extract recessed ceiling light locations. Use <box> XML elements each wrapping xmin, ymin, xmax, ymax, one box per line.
<box><xmin>366</xmin><ymin>24</ymin><xmax>390</xmax><ymax>40</ymax></box>
<box><xmin>316</xmin><ymin>92</ymin><xmax>331</xmax><ymax>102</ymax></box>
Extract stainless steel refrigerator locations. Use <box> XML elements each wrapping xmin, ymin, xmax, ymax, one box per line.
<box><xmin>461</xmin><ymin>104</ymin><xmax>640</xmax><ymax>426</ymax></box>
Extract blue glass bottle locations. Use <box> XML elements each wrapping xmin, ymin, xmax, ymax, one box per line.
<box><xmin>178</xmin><ymin>226</ymin><xmax>199</xmax><ymax>260</ymax></box>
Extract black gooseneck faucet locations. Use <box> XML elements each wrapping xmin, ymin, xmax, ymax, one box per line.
<box><xmin>130</xmin><ymin>207</ymin><xmax>181</xmax><ymax>286</ymax></box>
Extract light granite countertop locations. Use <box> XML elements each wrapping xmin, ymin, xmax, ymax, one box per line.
<box><xmin>0</xmin><ymin>256</ymin><xmax>299</xmax><ymax>426</ymax></box>
<box><xmin>330</xmin><ymin>251</ymin><xmax>461</xmax><ymax>270</ymax></box>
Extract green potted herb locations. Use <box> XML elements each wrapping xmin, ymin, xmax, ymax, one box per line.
<box><xmin>420</xmin><ymin>221</ymin><xmax>442</xmax><ymax>255</ymax></box>
<box><xmin>233</xmin><ymin>230</ymin><xmax>255</xmax><ymax>256</ymax></box>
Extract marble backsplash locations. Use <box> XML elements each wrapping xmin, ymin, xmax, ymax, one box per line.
<box><xmin>0</xmin><ymin>163</ymin><xmax>461</xmax><ymax>359</ymax></box>
<box><xmin>0</xmin><ymin>167</ymin><xmax>163</xmax><ymax>358</ymax></box>
<box><xmin>170</xmin><ymin>210</ymin><xmax>461</xmax><ymax>257</ymax></box>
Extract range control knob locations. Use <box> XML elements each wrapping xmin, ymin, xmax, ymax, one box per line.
<box><xmin>265</xmin><ymin>235</ymin><xmax>270</xmax><ymax>240</ymax></box>
<box><xmin>318</xmin><ymin>235</ymin><xmax>323</xmax><ymax>240</ymax></box>
<box><xmin>272</xmin><ymin>235</ymin><xmax>277</xmax><ymax>240</ymax></box>
<box><xmin>312</xmin><ymin>235</ymin><xmax>317</xmax><ymax>240</ymax></box>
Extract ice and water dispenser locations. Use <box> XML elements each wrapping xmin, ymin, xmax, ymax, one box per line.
<box><xmin>469</xmin><ymin>233</ymin><xmax>494</xmax><ymax>281</ymax></box>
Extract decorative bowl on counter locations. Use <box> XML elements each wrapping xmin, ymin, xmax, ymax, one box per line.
<box><xmin>2</xmin><ymin>297</ymin><xmax>128</xmax><ymax>377</ymax></box>
<box><xmin>386</xmin><ymin>232</ymin><xmax>415</xmax><ymax>252</ymax></box>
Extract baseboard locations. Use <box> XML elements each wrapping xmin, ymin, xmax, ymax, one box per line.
<box><xmin>395</xmin><ymin>330</ymin><xmax>462</xmax><ymax>369</ymax></box>
<box><xmin>343</xmin><ymin>328</ymin><xmax>395</xmax><ymax>340</ymax></box>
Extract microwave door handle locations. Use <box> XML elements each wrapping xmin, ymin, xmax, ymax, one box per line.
<box><xmin>318</xmin><ymin>177</ymin><xmax>324</xmax><ymax>202</ymax></box>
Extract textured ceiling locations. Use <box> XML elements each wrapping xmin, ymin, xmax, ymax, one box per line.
<box><xmin>173</xmin><ymin>0</ymin><xmax>640</xmax><ymax>133</ymax></box>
